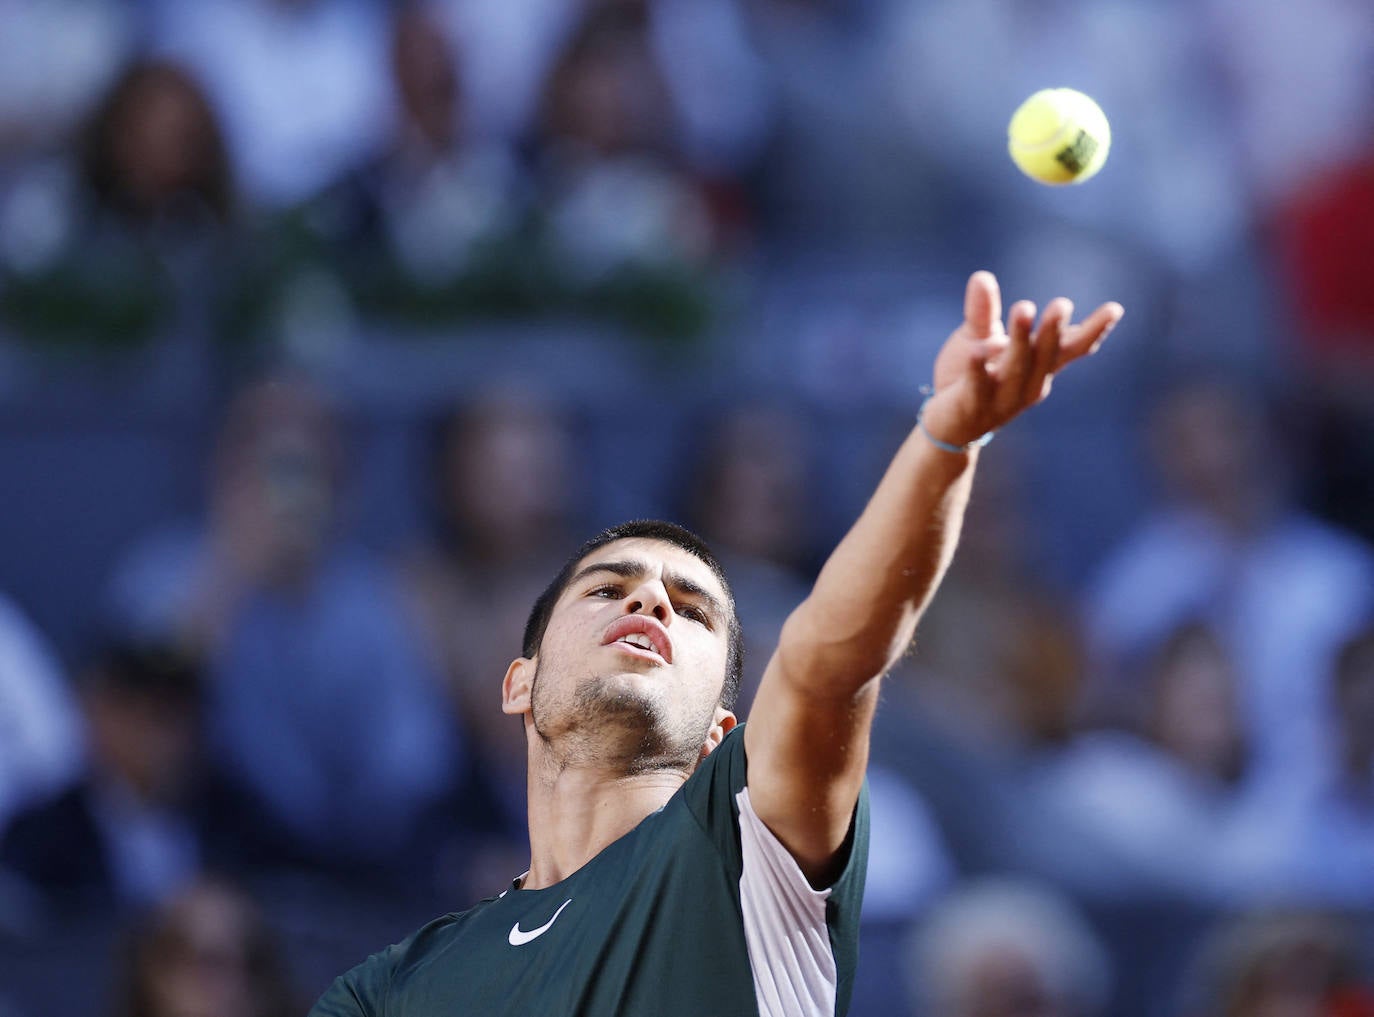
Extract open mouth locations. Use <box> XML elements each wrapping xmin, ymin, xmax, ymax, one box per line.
<box><xmin>613</xmin><ymin>632</ymin><xmax>664</xmax><ymax>661</ymax></box>
<box><xmin>602</xmin><ymin>617</ymin><xmax>673</xmax><ymax>663</ymax></box>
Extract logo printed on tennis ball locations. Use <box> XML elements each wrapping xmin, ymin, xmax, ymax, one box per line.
<box><xmin>1008</xmin><ymin>88</ymin><xmax>1111</xmax><ymax>185</ymax></box>
<box><xmin>1055</xmin><ymin>130</ymin><xmax>1098</xmax><ymax>174</ymax></box>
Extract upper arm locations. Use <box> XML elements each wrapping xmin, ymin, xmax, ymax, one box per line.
<box><xmin>742</xmin><ymin>597</ymin><xmax>884</xmax><ymax>887</ymax></box>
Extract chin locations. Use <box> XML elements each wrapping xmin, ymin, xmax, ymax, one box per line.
<box><xmin>574</xmin><ymin>675</ymin><xmax>704</xmax><ymax>770</ymax></box>
<box><xmin>577</xmin><ymin>671</ymin><xmax>667</xmax><ymax>723</ymax></box>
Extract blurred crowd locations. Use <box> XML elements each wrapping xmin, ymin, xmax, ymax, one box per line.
<box><xmin>1</xmin><ymin>1</ymin><xmax>1372</xmax><ymax>1016</ymax></box>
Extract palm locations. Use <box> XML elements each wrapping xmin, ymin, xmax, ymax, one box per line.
<box><xmin>919</xmin><ymin>272</ymin><xmax>1123</xmax><ymax>449</ymax></box>
<box><xmin>932</xmin><ymin>320</ymin><xmax>990</xmax><ymax>393</ymax></box>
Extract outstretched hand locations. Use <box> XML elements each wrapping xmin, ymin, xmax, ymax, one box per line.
<box><xmin>921</xmin><ymin>271</ymin><xmax>1124</xmax><ymax>449</ymax></box>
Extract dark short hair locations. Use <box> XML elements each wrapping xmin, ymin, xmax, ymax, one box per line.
<box><xmin>522</xmin><ymin>520</ymin><xmax>743</xmax><ymax>711</ymax></box>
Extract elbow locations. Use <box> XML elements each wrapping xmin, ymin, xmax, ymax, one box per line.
<box><xmin>776</xmin><ymin>600</ymin><xmax>909</xmax><ymax>698</ymax></box>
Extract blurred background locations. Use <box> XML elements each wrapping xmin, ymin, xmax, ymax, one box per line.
<box><xmin>0</xmin><ymin>0</ymin><xmax>1371</xmax><ymax>1015</ymax></box>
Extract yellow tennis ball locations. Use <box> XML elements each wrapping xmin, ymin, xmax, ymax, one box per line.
<box><xmin>1008</xmin><ymin>88</ymin><xmax>1111</xmax><ymax>185</ymax></box>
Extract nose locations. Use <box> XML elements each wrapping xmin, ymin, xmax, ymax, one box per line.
<box><xmin>625</xmin><ymin>579</ymin><xmax>672</xmax><ymax>624</ymax></box>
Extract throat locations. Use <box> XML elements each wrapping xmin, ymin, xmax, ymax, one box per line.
<box><xmin>522</xmin><ymin>768</ymin><xmax>683</xmax><ymax>890</ymax></box>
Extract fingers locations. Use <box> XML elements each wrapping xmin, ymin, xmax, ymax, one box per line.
<box><xmin>958</xmin><ymin>282</ymin><xmax>1123</xmax><ymax>423</ymax></box>
<box><xmin>1027</xmin><ymin>297</ymin><xmax>1072</xmax><ymax>403</ymax></box>
<box><xmin>992</xmin><ymin>299</ymin><xmax>1036</xmax><ymax>402</ymax></box>
<box><xmin>1058</xmin><ymin>302</ymin><xmax>1125</xmax><ymax>365</ymax></box>
<box><xmin>963</xmin><ymin>270</ymin><xmax>1002</xmax><ymax>339</ymax></box>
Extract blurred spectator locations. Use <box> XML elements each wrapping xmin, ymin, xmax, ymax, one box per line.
<box><xmin>1141</xmin><ymin>623</ymin><xmax>1248</xmax><ymax>786</ymax></box>
<box><xmin>403</xmin><ymin>388</ymin><xmax>577</xmax><ymax>699</ymax></box>
<box><xmin>681</xmin><ymin>399</ymin><xmax>815</xmax><ymax>708</ymax></box>
<box><xmin>534</xmin><ymin>2</ymin><xmax>706</xmax><ymax>261</ymax></box>
<box><xmin>0</xmin><ymin>0</ymin><xmax>134</xmax><ymax>156</ymax></box>
<box><xmin>0</xmin><ymin>643</ymin><xmax>261</xmax><ymax>915</ymax></box>
<box><xmin>399</xmin><ymin>386</ymin><xmax>576</xmax><ymax>889</ymax></box>
<box><xmin>296</xmin><ymin>1</ymin><xmax>746</xmax><ymax>336</ymax></box>
<box><xmin>433</xmin><ymin>0</ymin><xmax>770</xmax><ymax>172</ymax></box>
<box><xmin>524</xmin><ymin>2</ymin><xmax>739</xmax><ymax>336</ymax></box>
<box><xmin>904</xmin><ymin>443</ymin><xmax>1084</xmax><ymax>751</ymax></box>
<box><xmin>1250</xmin><ymin>624</ymin><xmax>1374</xmax><ymax>907</ymax></box>
<box><xmin>1293</xmin><ymin>624</ymin><xmax>1374</xmax><ymax>904</ymax></box>
<box><xmin>1032</xmin><ymin>622</ymin><xmax>1275</xmax><ymax>904</ymax></box>
<box><xmin>0</xmin><ymin>58</ymin><xmax>235</xmax><ymax>348</ymax></box>
<box><xmin>80</xmin><ymin>60</ymin><xmax>233</xmax><ymax>232</ymax></box>
<box><xmin>1084</xmin><ymin>379</ymin><xmax>1374</xmax><ymax>801</ymax></box>
<box><xmin>111</xmin><ymin>878</ymin><xmax>298</xmax><ymax>1017</ymax></box>
<box><xmin>105</xmin><ymin>377</ymin><xmax>460</xmax><ymax>874</ymax></box>
<box><xmin>1188</xmin><ymin>910</ymin><xmax>1374</xmax><ymax>1017</ymax></box>
<box><xmin>367</xmin><ymin>4</ymin><xmax>526</xmax><ymax>289</ymax></box>
<box><xmin>0</xmin><ymin>593</ymin><xmax>83</xmax><ymax>838</ymax></box>
<box><xmin>906</xmin><ymin>878</ymin><xmax>1113</xmax><ymax>1017</ymax></box>
<box><xmin>301</xmin><ymin>3</ymin><xmax>531</xmax><ymax>316</ymax></box>
<box><xmin>148</xmin><ymin>0</ymin><xmax>395</xmax><ymax>210</ymax></box>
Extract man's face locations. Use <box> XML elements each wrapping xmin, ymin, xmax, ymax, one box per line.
<box><xmin>515</xmin><ymin>537</ymin><xmax>734</xmax><ymax>771</ymax></box>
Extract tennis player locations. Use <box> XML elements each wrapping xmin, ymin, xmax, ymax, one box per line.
<box><xmin>309</xmin><ymin>271</ymin><xmax>1123</xmax><ymax>1017</ymax></box>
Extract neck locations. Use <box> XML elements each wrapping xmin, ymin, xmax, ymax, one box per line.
<box><xmin>521</xmin><ymin>751</ymin><xmax>689</xmax><ymax>890</ymax></box>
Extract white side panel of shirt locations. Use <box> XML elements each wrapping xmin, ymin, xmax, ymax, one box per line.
<box><xmin>736</xmin><ymin>787</ymin><xmax>838</xmax><ymax>1017</ymax></box>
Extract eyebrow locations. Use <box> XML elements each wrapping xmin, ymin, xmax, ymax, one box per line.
<box><xmin>569</xmin><ymin>559</ymin><xmax>727</xmax><ymax>622</ymax></box>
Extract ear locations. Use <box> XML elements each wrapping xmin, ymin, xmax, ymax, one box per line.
<box><xmin>698</xmin><ymin>707</ymin><xmax>738</xmax><ymax>761</ymax></box>
<box><xmin>502</xmin><ymin>657</ymin><xmax>534</xmax><ymax>716</ymax></box>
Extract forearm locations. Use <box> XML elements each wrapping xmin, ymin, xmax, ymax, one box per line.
<box><xmin>780</xmin><ymin>427</ymin><xmax>976</xmax><ymax>697</ymax></box>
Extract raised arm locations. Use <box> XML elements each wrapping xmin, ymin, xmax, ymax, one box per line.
<box><xmin>743</xmin><ymin>270</ymin><xmax>1123</xmax><ymax>883</ymax></box>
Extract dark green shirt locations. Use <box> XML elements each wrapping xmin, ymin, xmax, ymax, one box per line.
<box><xmin>308</xmin><ymin>725</ymin><xmax>869</xmax><ymax>1017</ymax></box>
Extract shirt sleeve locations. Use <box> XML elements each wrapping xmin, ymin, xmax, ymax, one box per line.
<box><xmin>307</xmin><ymin>944</ymin><xmax>399</xmax><ymax>1017</ymax></box>
<box><xmin>680</xmin><ymin>724</ymin><xmax>868</xmax><ymax>889</ymax></box>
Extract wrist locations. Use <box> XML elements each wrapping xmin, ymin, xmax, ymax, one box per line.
<box><xmin>917</xmin><ymin>387</ymin><xmax>994</xmax><ymax>454</ymax></box>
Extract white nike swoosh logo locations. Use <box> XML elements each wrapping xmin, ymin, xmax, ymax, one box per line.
<box><xmin>507</xmin><ymin>898</ymin><xmax>573</xmax><ymax>946</ymax></box>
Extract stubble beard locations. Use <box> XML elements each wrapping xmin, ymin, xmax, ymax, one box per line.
<box><xmin>529</xmin><ymin>659</ymin><xmax>712</xmax><ymax>775</ymax></box>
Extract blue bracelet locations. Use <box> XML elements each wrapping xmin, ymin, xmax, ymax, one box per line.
<box><xmin>917</xmin><ymin>387</ymin><xmax>994</xmax><ymax>454</ymax></box>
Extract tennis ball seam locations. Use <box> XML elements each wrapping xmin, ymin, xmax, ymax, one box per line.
<box><xmin>1012</xmin><ymin>122</ymin><xmax>1082</xmax><ymax>155</ymax></box>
